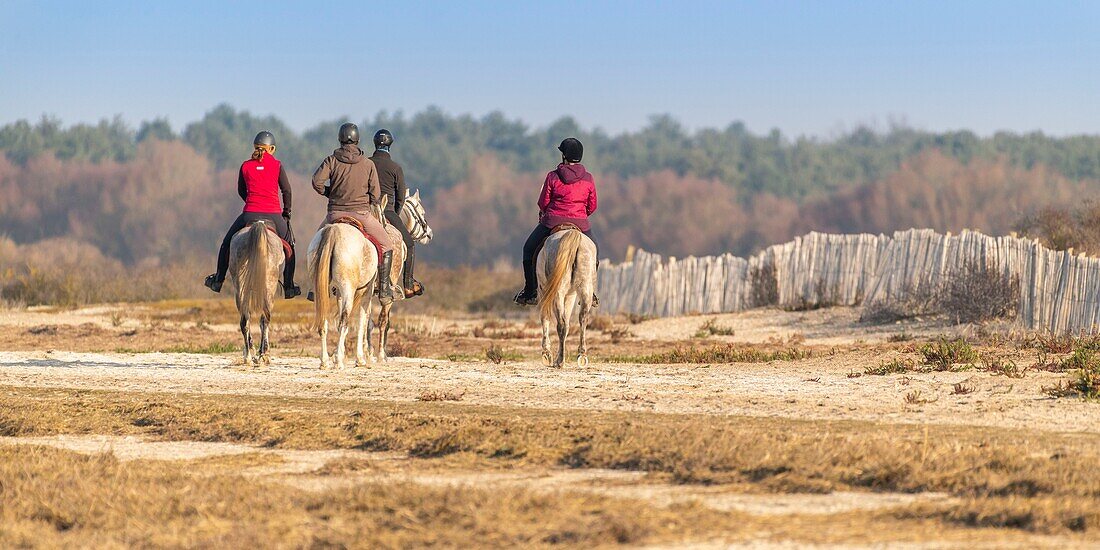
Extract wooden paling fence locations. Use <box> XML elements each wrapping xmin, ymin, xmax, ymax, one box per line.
<box><xmin>597</xmin><ymin>229</ymin><xmax>1100</xmax><ymax>334</ymax></box>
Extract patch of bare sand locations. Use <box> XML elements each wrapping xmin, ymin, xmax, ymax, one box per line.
<box><xmin>0</xmin><ymin>434</ymin><xmax>948</xmax><ymax>518</ymax></box>
<box><xmin>628</xmin><ymin>307</ymin><xmax>954</xmax><ymax>346</ymax></box>
<box><xmin>0</xmin><ymin>346</ymin><xmax>1094</xmax><ymax>435</ymax></box>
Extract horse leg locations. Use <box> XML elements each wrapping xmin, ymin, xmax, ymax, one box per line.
<box><xmin>335</xmin><ymin>291</ymin><xmax>352</xmax><ymax>370</ymax></box>
<box><xmin>355</xmin><ymin>299</ymin><xmax>369</xmax><ymax>367</ymax></box>
<box><xmin>577</xmin><ymin>294</ymin><xmax>591</xmax><ymax>367</ymax></box>
<box><xmin>319</xmin><ymin>316</ymin><xmax>331</xmax><ymax>370</ymax></box>
<box><xmin>259</xmin><ymin>314</ymin><xmax>271</xmax><ymax>366</ymax></box>
<box><xmin>239</xmin><ymin>314</ymin><xmax>252</xmax><ymax>365</ymax></box>
<box><xmin>541</xmin><ymin>311</ymin><xmax>553</xmax><ymax>366</ymax></box>
<box><xmin>377</xmin><ymin>302</ymin><xmax>391</xmax><ymax>363</ymax></box>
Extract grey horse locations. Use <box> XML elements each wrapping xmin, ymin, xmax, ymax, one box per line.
<box><xmin>537</xmin><ymin>228</ymin><xmax>598</xmax><ymax>367</ymax></box>
<box><xmin>227</xmin><ymin>221</ymin><xmax>286</xmax><ymax>366</ymax></box>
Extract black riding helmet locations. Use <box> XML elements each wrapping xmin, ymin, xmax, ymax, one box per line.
<box><xmin>558</xmin><ymin>137</ymin><xmax>583</xmax><ymax>162</ymax></box>
<box><xmin>254</xmin><ymin>131</ymin><xmax>276</xmax><ymax>147</ymax></box>
<box><xmin>338</xmin><ymin>123</ymin><xmax>360</xmax><ymax>145</ymax></box>
<box><xmin>374</xmin><ymin>129</ymin><xmax>394</xmax><ymax>148</ymax></box>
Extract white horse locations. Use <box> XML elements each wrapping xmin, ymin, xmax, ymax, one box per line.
<box><xmin>307</xmin><ymin>212</ymin><xmax>380</xmax><ymax>370</ymax></box>
<box><xmin>227</xmin><ymin>220</ymin><xmax>286</xmax><ymax>366</ymax></box>
<box><xmin>537</xmin><ymin>227</ymin><xmax>598</xmax><ymax>368</ymax></box>
<box><xmin>373</xmin><ymin>189</ymin><xmax>434</xmax><ymax>362</ymax></box>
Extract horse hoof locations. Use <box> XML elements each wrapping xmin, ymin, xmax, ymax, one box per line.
<box><xmin>577</xmin><ymin>354</ymin><xmax>589</xmax><ymax>367</ymax></box>
<box><xmin>542</xmin><ymin>352</ymin><xmax>553</xmax><ymax>367</ymax></box>
<box><xmin>320</xmin><ymin>360</ymin><xmax>331</xmax><ymax>370</ymax></box>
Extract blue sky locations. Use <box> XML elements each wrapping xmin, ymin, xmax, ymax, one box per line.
<box><xmin>2</xmin><ymin>1</ymin><xmax>1098</xmax><ymax>137</ymax></box>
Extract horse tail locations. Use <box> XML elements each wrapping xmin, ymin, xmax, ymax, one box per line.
<box><xmin>540</xmin><ymin>230</ymin><xmax>583</xmax><ymax>319</ymax></box>
<box><xmin>311</xmin><ymin>225</ymin><xmax>336</xmax><ymax>331</ymax></box>
<box><xmin>244</xmin><ymin>221</ymin><xmax>270</xmax><ymax>316</ymax></box>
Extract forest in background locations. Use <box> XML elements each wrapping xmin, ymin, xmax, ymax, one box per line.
<box><xmin>2</xmin><ymin>104</ymin><xmax>1100</xmax><ymax>302</ymax></box>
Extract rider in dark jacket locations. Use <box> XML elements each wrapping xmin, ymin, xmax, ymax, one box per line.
<box><xmin>370</xmin><ymin>129</ymin><xmax>423</xmax><ymax>298</ymax></box>
<box><xmin>312</xmin><ymin>123</ymin><xmax>396</xmax><ymax>304</ymax></box>
<box><xmin>204</xmin><ymin>131</ymin><xmax>300</xmax><ymax>299</ymax></box>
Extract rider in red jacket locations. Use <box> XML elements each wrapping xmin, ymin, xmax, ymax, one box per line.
<box><xmin>514</xmin><ymin>137</ymin><xmax>598</xmax><ymax>305</ymax></box>
<box><xmin>204</xmin><ymin>131</ymin><xmax>300</xmax><ymax>299</ymax></box>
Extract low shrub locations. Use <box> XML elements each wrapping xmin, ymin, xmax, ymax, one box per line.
<box><xmin>918</xmin><ymin>338</ymin><xmax>978</xmax><ymax>371</ymax></box>
<box><xmin>940</xmin><ymin>261</ymin><xmax>1020</xmax><ymax>324</ymax></box>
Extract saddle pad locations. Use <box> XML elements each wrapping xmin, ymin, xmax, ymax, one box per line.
<box><xmin>247</xmin><ymin>222</ymin><xmax>293</xmax><ymax>260</ymax></box>
<box><xmin>550</xmin><ymin>222</ymin><xmax>582</xmax><ymax>235</ymax></box>
<box><xmin>330</xmin><ymin>217</ymin><xmax>385</xmax><ymax>267</ymax></box>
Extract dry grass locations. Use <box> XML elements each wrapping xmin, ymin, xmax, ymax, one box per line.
<box><xmin>417</xmin><ymin>389</ymin><xmax>466</xmax><ymax>402</ymax></box>
<box><xmin>1</xmin><ymin>386</ymin><xmax>1099</xmax><ymax>537</ymax></box>
<box><xmin>606</xmin><ymin>344</ymin><xmax>811</xmax><ymax>364</ymax></box>
<box><xmin>0</xmin><ymin>445</ymin><xmax>722</xmax><ymax>548</ymax></box>
<box><xmin>694</xmin><ymin>319</ymin><xmax>736</xmax><ymax>338</ymax></box>
<box><xmin>918</xmin><ymin>337</ymin><xmax>979</xmax><ymax>371</ymax></box>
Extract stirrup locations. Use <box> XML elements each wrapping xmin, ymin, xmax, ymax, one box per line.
<box><xmin>204</xmin><ymin>274</ymin><xmax>222</xmax><ymax>293</ymax></box>
<box><xmin>403</xmin><ymin>280</ymin><xmax>424</xmax><ymax>299</ymax></box>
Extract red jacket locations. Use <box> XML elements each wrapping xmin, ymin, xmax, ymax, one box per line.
<box><xmin>240</xmin><ymin>153</ymin><xmax>291</xmax><ymax>214</ymax></box>
<box><xmin>538</xmin><ymin>163</ymin><xmax>597</xmax><ymax>231</ymax></box>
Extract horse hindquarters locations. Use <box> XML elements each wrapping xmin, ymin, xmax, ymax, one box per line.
<box><xmin>234</xmin><ymin>222</ymin><xmax>273</xmax><ymax>365</ymax></box>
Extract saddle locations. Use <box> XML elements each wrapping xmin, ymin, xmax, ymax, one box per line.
<box><xmin>330</xmin><ymin>216</ymin><xmax>385</xmax><ymax>267</ymax></box>
<box><xmin>248</xmin><ymin>222</ymin><xmax>293</xmax><ymax>260</ymax></box>
<box><xmin>550</xmin><ymin>222</ymin><xmax>582</xmax><ymax>235</ymax></box>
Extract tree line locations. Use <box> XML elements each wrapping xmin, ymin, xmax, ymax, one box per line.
<box><xmin>1</xmin><ymin>106</ymin><xmax>1098</xmax><ymax>270</ymax></box>
<box><xmin>5</xmin><ymin>104</ymin><xmax>1100</xmax><ymax>200</ymax></box>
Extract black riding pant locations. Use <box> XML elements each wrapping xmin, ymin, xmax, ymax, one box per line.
<box><xmin>521</xmin><ymin>224</ymin><xmax>596</xmax><ymax>296</ymax></box>
<box><xmin>384</xmin><ymin>210</ymin><xmax>416</xmax><ymax>287</ymax></box>
<box><xmin>215</xmin><ymin>212</ymin><xmax>295</xmax><ymax>286</ymax></box>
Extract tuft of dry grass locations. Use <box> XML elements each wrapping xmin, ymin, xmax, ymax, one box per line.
<box><xmin>417</xmin><ymin>389</ymin><xmax>466</xmax><ymax>402</ymax></box>
<box><xmin>694</xmin><ymin>319</ymin><xmax>735</xmax><ymax>338</ymax></box>
<box><xmin>951</xmin><ymin>383</ymin><xmax>975</xmax><ymax>395</ymax></box>
<box><xmin>387</xmin><ymin>339</ymin><xmax>420</xmax><ymax>358</ymax></box>
<box><xmin>979</xmin><ymin>357</ymin><xmax>1025</xmax><ymax>378</ymax></box>
<box><xmin>918</xmin><ymin>337</ymin><xmax>978</xmax><ymax>372</ymax></box>
<box><xmin>606</xmin><ymin>344</ymin><xmax>811</xmax><ymax>364</ymax></box>
<box><xmin>864</xmin><ymin>358</ymin><xmax>916</xmax><ymax>376</ymax></box>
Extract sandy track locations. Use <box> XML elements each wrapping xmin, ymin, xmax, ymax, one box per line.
<box><xmin>0</xmin><ymin>347</ymin><xmax>1093</xmax><ymax>434</ymax></box>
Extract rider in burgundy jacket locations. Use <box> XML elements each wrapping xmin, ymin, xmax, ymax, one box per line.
<box><xmin>514</xmin><ymin>138</ymin><xmax>598</xmax><ymax>306</ymax></box>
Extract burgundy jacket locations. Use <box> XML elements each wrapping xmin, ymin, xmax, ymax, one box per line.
<box><xmin>538</xmin><ymin>163</ymin><xmax>597</xmax><ymax>231</ymax></box>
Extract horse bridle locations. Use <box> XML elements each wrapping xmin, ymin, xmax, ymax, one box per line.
<box><xmin>403</xmin><ymin>198</ymin><xmax>431</xmax><ymax>241</ymax></box>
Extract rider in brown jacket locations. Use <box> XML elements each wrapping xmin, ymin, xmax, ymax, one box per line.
<box><xmin>311</xmin><ymin>123</ymin><xmax>395</xmax><ymax>304</ymax></box>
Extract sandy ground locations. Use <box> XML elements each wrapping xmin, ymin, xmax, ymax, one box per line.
<box><xmin>0</xmin><ymin>343</ymin><xmax>1091</xmax><ymax>434</ymax></box>
<box><xmin>2</xmin><ymin>305</ymin><xmax>1096</xmax><ymax>548</ymax></box>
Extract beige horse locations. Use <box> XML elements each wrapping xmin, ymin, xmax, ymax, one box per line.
<box><xmin>307</xmin><ymin>214</ymin><xmax>380</xmax><ymax>370</ymax></box>
<box><xmin>537</xmin><ymin>228</ymin><xmax>598</xmax><ymax>368</ymax></box>
<box><xmin>227</xmin><ymin>221</ymin><xmax>286</xmax><ymax>366</ymax></box>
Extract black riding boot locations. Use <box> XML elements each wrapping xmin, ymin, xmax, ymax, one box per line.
<box><xmin>378</xmin><ymin>250</ymin><xmax>395</xmax><ymax>305</ymax></box>
<box><xmin>283</xmin><ymin>251</ymin><xmax>300</xmax><ymax>299</ymax></box>
<box><xmin>402</xmin><ymin>247</ymin><xmax>424</xmax><ymax>298</ymax></box>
